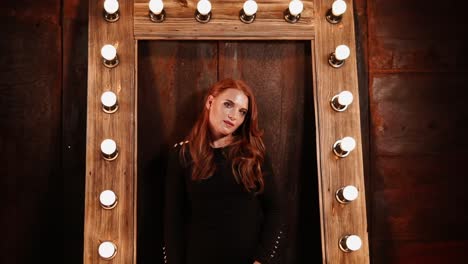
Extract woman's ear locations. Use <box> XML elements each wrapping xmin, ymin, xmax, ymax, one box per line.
<box><xmin>205</xmin><ymin>95</ymin><xmax>214</xmax><ymax>110</ymax></box>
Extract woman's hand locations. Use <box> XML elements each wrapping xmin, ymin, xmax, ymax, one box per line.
<box><xmin>253</xmin><ymin>261</ymin><xmax>261</xmax><ymax>264</ymax></box>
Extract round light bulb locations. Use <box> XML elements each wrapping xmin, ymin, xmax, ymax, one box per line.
<box><xmin>243</xmin><ymin>0</ymin><xmax>258</xmax><ymax>16</ymax></box>
<box><xmin>101</xmin><ymin>45</ymin><xmax>117</xmax><ymax>61</ymax></box>
<box><xmin>104</xmin><ymin>0</ymin><xmax>119</xmax><ymax>14</ymax></box>
<box><xmin>100</xmin><ymin>190</ymin><xmax>117</xmax><ymax>208</ymax></box>
<box><xmin>342</xmin><ymin>185</ymin><xmax>359</xmax><ymax>201</ymax></box>
<box><xmin>335</xmin><ymin>45</ymin><xmax>350</xmax><ymax>61</ymax></box>
<box><xmin>340</xmin><ymin>136</ymin><xmax>356</xmax><ymax>152</ymax></box>
<box><xmin>289</xmin><ymin>0</ymin><xmax>304</xmax><ymax>16</ymax></box>
<box><xmin>197</xmin><ymin>0</ymin><xmax>212</xmax><ymax>15</ymax></box>
<box><xmin>332</xmin><ymin>0</ymin><xmax>347</xmax><ymax>16</ymax></box>
<box><xmin>101</xmin><ymin>91</ymin><xmax>117</xmax><ymax>108</ymax></box>
<box><xmin>149</xmin><ymin>0</ymin><xmax>164</xmax><ymax>15</ymax></box>
<box><xmin>101</xmin><ymin>139</ymin><xmax>117</xmax><ymax>156</ymax></box>
<box><xmin>337</xmin><ymin>91</ymin><xmax>353</xmax><ymax>106</ymax></box>
<box><xmin>345</xmin><ymin>235</ymin><xmax>362</xmax><ymax>251</ymax></box>
<box><xmin>98</xmin><ymin>241</ymin><xmax>117</xmax><ymax>259</ymax></box>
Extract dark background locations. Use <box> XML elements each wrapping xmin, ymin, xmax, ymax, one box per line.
<box><xmin>1</xmin><ymin>0</ymin><xmax>468</xmax><ymax>263</ymax></box>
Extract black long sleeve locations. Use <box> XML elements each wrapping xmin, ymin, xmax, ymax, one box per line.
<box><xmin>253</xmin><ymin>155</ymin><xmax>287</xmax><ymax>264</ymax></box>
<box><xmin>163</xmin><ymin>144</ymin><xmax>187</xmax><ymax>264</ymax></box>
<box><xmin>163</xmin><ymin>144</ymin><xmax>287</xmax><ymax>264</ymax></box>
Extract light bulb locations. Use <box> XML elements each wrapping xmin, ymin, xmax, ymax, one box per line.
<box><xmin>332</xmin><ymin>0</ymin><xmax>347</xmax><ymax>16</ymax></box>
<box><xmin>340</xmin><ymin>235</ymin><xmax>362</xmax><ymax>252</ymax></box>
<box><xmin>289</xmin><ymin>0</ymin><xmax>304</xmax><ymax>16</ymax></box>
<box><xmin>342</xmin><ymin>185</ymin><xmax>359</xmax><ymax>201</ymax></box>
<box><xmin>243</xmin><ymin>0</ymin><xmax>258</xmax><ymax>16</ymax></box>
<box><xmin>98</xmin><ymin>241</ymin><xmax>117</xmax><ymax>259</ymax></box>
<box><xmin>149</xmin><ymin>0</ymin><xmax>164</xmax><ymax>15</ymax></box>
<box><xmin>340</xmin><ymin>136</ymin><xmax>356</xmax><ymax>152</ymax></box>
<box><xmin>333</xmin><ymin>136</ymin><xmax>356</xmax><ymax>157</ymax></box>
<box><xmin>104</xmin><ymin>0</ymin><xmax>119</xmax><ymax>14</ymax></box>
<box><xmin>101</xmin><ymin>91</ymin><xmax>117</xmax><ymax>108</ymax></box>
<box><xmin>197</xmin><ymin>0</ymin><xmax>212</xmax><ymax>16</ymax></box>
<box><xmin>338</xmin><ymin>91</ymin><xmax>353</xmax><ymax>106</ymax></box>
<box><xmin>100</xmin><ymin>139</ymin><xmax>118</xmax><ymax>160</ymax></box>
<box><xmin>100</xmin><ymin>190</ymin><xmax>117</xmax><ymax>209</ymax></box>
<box><xmin>335</xmin><ymin>45</ymin><xmax>350</xmax><ymax>61</ymax></box>
<box><xmin>101</xmin><ymin>45</ymin><xmax>117</xmax><ymax>61</ymax></box>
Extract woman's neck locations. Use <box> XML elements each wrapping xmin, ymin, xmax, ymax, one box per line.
<box><xmin>211</xmin><ymin>134</ymin><xmax>234</xmax><ymax>148</ymax></box>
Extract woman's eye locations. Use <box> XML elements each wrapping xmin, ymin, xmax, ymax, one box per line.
<box><xmin>224</xmin><ymin>102</ymin><xmax>232</xmax><ymax>108</ymax></box>
<box><xmin>240</xmin><ymin>111</ymin><xmax>247</xmax><ymax>116</ymax></box>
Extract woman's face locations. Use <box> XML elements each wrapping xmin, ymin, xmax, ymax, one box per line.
<box><xmin>206</xmin><ymin>88</ymin><xmax>249</xmax><ymax>140</ymax></box>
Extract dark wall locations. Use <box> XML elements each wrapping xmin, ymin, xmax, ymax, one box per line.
<box><xmin>1</xmin><ymin>0</ymin><xmax>468</xmax><ymax>263</ymax></box>
<box><xmin>361</xmin><ymin>0</ymin><xmax>468</xmax><ymax>262</ymax></box>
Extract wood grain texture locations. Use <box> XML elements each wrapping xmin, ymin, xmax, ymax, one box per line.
<box><xmin>63</xmin><ymin>0</ymin><xmax>88</xmax><ymax>263</ymax></box>
<box><xmin>218</xmin><ymin>41</ymin><xmax>320</xmax><ymax>263</ymax></box>
<box><xmin>134</xmin><ymin>0</ymin><xmax>315</xmax><ymax>39</ymax></box>
<box><xmin>84</xmin><ymin>0</ymin><xmax>136</xmax><ymax>263</ymax></box>
<box><xmin>137</xmin><ymin>40</ymin><xmax>218</xmax><ymax>264</ymax></box>
<box><xmin>0</xmin><ymin>9</ymin><xmax>62</xmax><ymax>263</ymax></box>
<box><xmin>312</xmin><ymin>0</ymin><xmax>370</xmax><ymax>263</ymax></box>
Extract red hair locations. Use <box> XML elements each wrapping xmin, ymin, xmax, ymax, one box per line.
<box><xmin>181</xmin><ymin>78</ymin><xmax>266</xmax><ymax>193</ymax></box>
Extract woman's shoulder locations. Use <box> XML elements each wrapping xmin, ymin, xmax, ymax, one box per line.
<box><xmin>169</xmin><ymin>140</ymin><xmax>191</xmax><ymax>166</ymax></box>
<box><xmin>173</xmin><ymin>140</ymin><xmax>189</xmax><ymax>149</ymax></box>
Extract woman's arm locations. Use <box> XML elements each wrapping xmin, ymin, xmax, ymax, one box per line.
<box><xmin>163</xmin><ymin>145</ymin><xmax>187</xmax><ymax>264</ymax></box>
<box><xmin>253</xmin><ymin>154</ymin><xmax>287</xmax><ymax>264</ymax></box>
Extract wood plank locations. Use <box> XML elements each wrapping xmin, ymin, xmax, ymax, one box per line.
<box><xmin>372</xmin><ymin>240</ymin><xmax>468</xmax><ymax>264</ymax></box>
<box><xmin>219</xmin><ymin>40</ymin><xmax>321</xmax><ymax>263</ymax></box>
<box><xmin>62</xmin><ymin>3</ymin><xmax>89</xmax><ymax>264</ymax></box>
<box><xmin>136</xmin><ymin>40</ymin><xmax>218</xmax><ymax>264</ymax></box>
<box><xmin>370</xmin><ymin>74</ymin><xmax>468</xmax><ymax>156</ymax></box>
<box><xmin>134</xmin><ymin>0</ymin><xmax>315</xmax><ymax>39</ymax></box>
<box><xmin>83</xmin><ymin>0</ymin><xmax>136</xmax><ymax>263</ymax></box>
<box><xmin>0</xmin><ymin>13</ymin><xmax>62</xmax><ymax>263</ymax></box>
<box><xmin>313</xmin><ymin>0</ymin><xmax>370</xmax><ymax>263</ymax></box>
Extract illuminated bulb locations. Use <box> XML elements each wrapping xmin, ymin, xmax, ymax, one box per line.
<box><xmin>149</xmin><ymin>0</ymin><xmax>166</xmax><ymax>22</ymax></box>
<box><xmin>331</xmin><ymin>90</ymin><xmax>353</xmax><ymax>111</ymax></box>
<box><xmin>101</xmin><ymin>91</ymin><xmax>118</xmax><ymax>113</ymax></box>
<box><xmin>336</xmin><ymin>185</ymin><xmax>359</xmax><ymax>203</ymax></box>
<box><xmin>335</xmin><ymin>45</ymin><xmax>350</xmax><ymax>60</ymax></box>
<box><xmin>339</xmin><ymin>235</ymin><xmax>362</xmax><ymax>252</ymax></box>
<box><xmin>101</xmin><ymin>44</ymin><xmax>119</xmax><ymax>68</ymax></box>
<box><xmin>197</xmin><ymin>0</ymin><xmax>211</xmax><ymax>16</ymax></box>
<box><xmin>104</xmin><ymin>0</ymin><xmax>119</xmax><ymax>14</ymax></box>
<box><xmin>332</xmin><ymin>0</ymin><xmax>347</xmax><ymax>16</ymax></box>
<box><xmin>240</xmin><ymin>0</ymin><xmax>258</xmax><ymax>23</ymax></box>
<box><xmin>326</xmin><ymin>0</ymin><xmax>347</xmax><ymax>24</ymax></box>
<box><xmin>101</xmin><ymin>45</ymin><xmax>116</xmax><ymax>61</ymax></box>
<box><xmin>284</xmin><ymin>0</ymin><xmax>303</xmax><ymax>23</ymax></box>
<box><xmin>243</xmin><ymin>0</ymin><xmax>258</xmax><ymax>16</ymax></box>
<box><xmin>98</xmin><ymin>241</ymin><xmax>117</xmax><ymax>259</ymax></box>
<box><xmin>328</xmin><ymin>45</ymin><xmax>350</xmax><ymax>68</ymax></box>
<box><xmin>195</xmin><ymin>0</ymin><xmax>212</xmax><ymax>23</ymax></box>
<box><xmin>103</xmin><ymin>0</ymin><xmax>120</xmax><ymax>22</ymax></box>
<box><xmin>101</xmin><ymin>139</ymin><xmax>118</xmax><ymax>160</ymax></box>
<box><xmin>100</xmin><ymin>190</ymin><xmax>118</xmax><ymax>209</ymax></box>
<box><xmin>338</xmin><ymin>91</ymin><xmax>353</xmax><ymax>106</ymax></box>
<box><xmin>289</xmin><ymin>0</ymin><xmax>304</xmax><ymax>16</ymax></box>
<box><xmin>341</xmin><ymin>136</ymin><xmax>356</xmax><ymax>152</ymax></box>
<box><xmin>333</xmin><ymin>136</ymin><xmax>356</xmax><ymax>157</ymax></box>
<box><xmin>149</xmin><ymin>0</ymin><xmax>163</xmax><ymax>14</ymax></box>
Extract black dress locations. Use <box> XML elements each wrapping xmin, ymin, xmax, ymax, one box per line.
<box><xmin>163</xmin><ymin>142</ymin><xmax>286</xmax><ymax>264</ymax></box>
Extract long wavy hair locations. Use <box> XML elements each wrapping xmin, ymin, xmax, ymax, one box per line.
<box><xmin>181</xmin><ymin>78</ymin><xmax>266</xmax><ymax>193</ymax></box>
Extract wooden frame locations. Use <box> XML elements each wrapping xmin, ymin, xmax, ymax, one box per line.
<box><xmin>84</xmin><ymin>0</ymin><xmax>369</xmax><ymax>263</ymax></box>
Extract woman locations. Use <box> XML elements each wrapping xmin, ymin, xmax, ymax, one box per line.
<box><xmin>163</xmin><ymin>78</ymin><xmax>286</xmax><ymax>264</ymax></box>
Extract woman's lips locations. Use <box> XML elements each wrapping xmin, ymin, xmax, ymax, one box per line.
<box><xmin>223</xmin><ymin>120</ymin><xmax>234</xmax><ymax>127</ymax></box>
